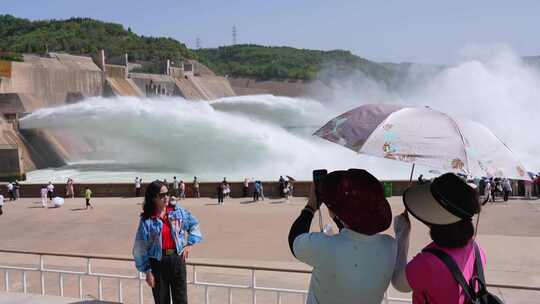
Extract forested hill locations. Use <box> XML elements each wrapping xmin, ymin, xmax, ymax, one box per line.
<box><xmin>195</xmin><ymin>45</ymin><xmax>395</xmax><ymax>82</ymax></box>
<box><xmin>0</xmin><ymin>15</ymin><xmax>195</xmax><ymax>63</ymax></box>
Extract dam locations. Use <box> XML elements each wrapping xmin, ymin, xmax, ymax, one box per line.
<box><xmin>0</xmin><ymin>51</ymin><xmax>236</xmax><ymax>180</ymax></box>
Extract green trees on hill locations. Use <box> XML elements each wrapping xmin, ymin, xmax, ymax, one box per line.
<box><xmin>0</xmin><ymin>15</ymin><xmax>395</xmax><ymax>82</ymax></box>
<box><xmin>0</xmin><ymin>15</ymin><xmax>195</xmax><ymax>63</ymax></box>
<box><xmin>195</xmin><ymin>45</ymin><xmax>394</xmax><ymax>82</ymax></box>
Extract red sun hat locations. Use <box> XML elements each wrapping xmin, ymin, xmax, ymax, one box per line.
<box><xmin>320</xmin><ymin>169</ymin><xmax>392</xmax><ymax>235</ymax></box>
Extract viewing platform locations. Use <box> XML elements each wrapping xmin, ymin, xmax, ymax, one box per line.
<box><xmin>0</xmin><ymin>196</ymin><xmax>538</xmax><ymax>303</ymax></box>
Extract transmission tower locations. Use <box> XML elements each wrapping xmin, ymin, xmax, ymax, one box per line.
<box><xmin>196</xmin><ymin>37</ymin><xmax>201</xmax><ymax>49</ymax></box>
<box><xmin>232</xmin><ymin>25</ymin><xmax>237</xmax><ymax>45</ymax></box>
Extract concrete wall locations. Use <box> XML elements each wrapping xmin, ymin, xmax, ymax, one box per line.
<box><xmin>130</xmin><ymin>73</ymin><xmax>182</xmax><ymax>97</ymax></box>
<box><xmin>0</xmin><ymin>148</ymin><xmax>21</xmax><ymax>180</ymax></box>
<box><xmin>0</xmin><ymin>55</ymin><xmax>103</xmax><ymax>107</ymax></box>
<box><xmin>0</xmin><ymin>119</ymin><xmax>36</xmax><ymax>177</ymax></box>
<box><xmin>173</xmin><ymin>76</ymin><xmax>206</xmax><ymax>100</ymax></box>
<box><xmin>229</xmin><ymin>77</ymin><xmax>334</xmax><ymax>100</ymax></box>
<box><xmin>105</xmin><ymin>65</ymin><xmax>144</xmax><ymax>97</ymax></box>
<box><xmin>189</xmin><ymin>75</ymin><xmax>236</xmax><ymax>100</ymax></box>
<box><xmin>10</xmin><ymin>180</ymin><xmax>414</xmax><ymax>198</ymax></box>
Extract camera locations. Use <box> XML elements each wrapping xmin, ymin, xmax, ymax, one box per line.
<box><xmin>312</xmin><ymin>169</ymin><xmax>328</xmax><ymax>208</ymax></box>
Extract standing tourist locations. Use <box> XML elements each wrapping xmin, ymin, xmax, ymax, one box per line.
<box><xmin>392</xmin><ymin>173</ymin><xmax>492</xmax><ymax>304</ymax></box>
<box><xmin>172</xmin><ymin>177</ymin><xmax>179</xmax><ymax>197</ymax></box>
<box><xmin>222</xmin><ymin>178</ymin><xmax>230</xmax><ymax>198</ymax></box>
<box><xmin>179</xmin><ymin>181</ymin><xmax>186</xmax><ymax>200</ymax></box>
<box><xmin>85</xmin><ymin>187</ymin><xmax>94</xmax><ymax>209</ymax></box>
<box><xmin>483</xmin><ymin>179</ymin><xmax>491</xmax><ymax>205</ymax></box>
<box><xmin>283</xmin><ymin>180</ymin><xmax>291</xmax><ymax>200</ymax></box>
<box><xmin>217</xmin><ymin>182</ymin><xmax>225</xmax><ymax>205</ymax></box>
<box><xmin>525</xmin><ymin>177</ymin><xmax>533</xmax><ymax>200</ymax></box>
<box><xmin>192</xmin><ymin>177</ymin><xmax>200</xmax><ymax>198</ymax></box>
<box><xmin>13</xmin><ymin>180</ymin><xmax>20</xmax><ymax>200</ymax></box>
<box><xmin>66</xmin><ymin>178</ymin><xmax>75</xmax><ymax>199</ymax></box>
<box><xmin>7</xmin><ymin>182</ymin><xmax>14</xmax><ymax>201</ymax></box>
<box><xmin>133</xmin><ymin>180</ymin><xmax>202</xmax><ymax>304</ymax></box>
<box><xmin>502</xmin><ymin>178</ymin><xmax>512</xmax><ymax>202</ymax></box>
<box><xmin>47</xmin><ymin>182</ymin><xmax>55</xmax><ymax>204</ymax></box>
<box><xmin>40</xmin><ymin>185</ymin><xmax>49</xmax><ymax>208</ymax></box>
<box><xmin>243</xmin><ymin>178</ymin><xmax>249</xmax><ymax>198</ymax></box>
<box><xmin>0</xmin><ymin>190</ymin><xmax>4</xmax><ymax>215</ymax></box>
<box><xmin>135</xmin><ymin>177</ymin><xmax>142</xmax><ymax>197</ymax></box>
<box><xmin>259</xmin><ymin>181</ymin><xmax>265</xmax><ymax>201</ymax></box>
<box><xmin>253</xmin><ymin>181</ymin><xmax>261</xmax><ymax>202</ymax></box>
<box><xmin>278</xmin><ymin>176</ymin><xmax>285</xmax><ymax>197</ymax></box>
<box><xmin>287</xmin><ymin>177</ymin><xmax>294</xmax><ymax>198</ymax></box>
<box><xmin>288</xmin><ymin>169</ymin><xmax>395</xmax><ymax>304</ymax></box>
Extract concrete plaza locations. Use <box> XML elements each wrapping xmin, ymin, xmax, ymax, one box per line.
<box><xmin>0</xmin><ymin>195</ymin><xmax>538</xmax><ymax>303</ymax></box>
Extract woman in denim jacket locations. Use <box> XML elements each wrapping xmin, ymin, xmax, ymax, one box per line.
<box><xmin>133</xmin><ymin>180</ymin><xmax>202</xmax><ymax>304</ymax></box>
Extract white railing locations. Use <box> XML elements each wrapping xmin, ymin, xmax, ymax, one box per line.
<box><xmin>0</xmin><ymin>249</ymin><xmax>538</xmax><ymax>304</ymax></box>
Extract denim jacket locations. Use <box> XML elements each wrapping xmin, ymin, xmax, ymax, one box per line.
<box><xmin>132</xmin><ymin>204</ymin><xmax>203</xmax><ymax>273</ymax></box>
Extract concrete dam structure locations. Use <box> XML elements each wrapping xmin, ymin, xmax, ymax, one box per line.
<box><xmin>0</xmin><ymin>52</ymin><xmax>237</xmax><ymax>180</ymax></box>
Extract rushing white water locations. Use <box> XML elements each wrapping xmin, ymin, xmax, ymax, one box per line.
<box><xmin>20</xmin><ymin>95</ymin><xmax>412</xmax><ymax>182</ymax></box>
<box><xmin>20</xmin><ymin>48</ymin><xmax>540</xmax><ymax>183</ymax></box>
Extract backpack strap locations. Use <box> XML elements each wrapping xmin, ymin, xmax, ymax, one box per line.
<box><xmin>473</xmin><ymin>242</ymin><xmax>485</xmax><ymax>282</ymax></box>
<box><xmin>471</xmin><ymin>242</ymin><xmax>490</xmax><ymax>302</ymax></box>
<box><xmin>422</xmin><ymin>248</ymin><xmax>475</xmax><ymax>301</ymax></box>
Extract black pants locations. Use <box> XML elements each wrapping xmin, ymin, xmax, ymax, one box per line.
<box><xmin>136</xmin><ymin>188</ymin><xmax>141</xmax><ymax>197</ymax></box>
<box><xmin>504</xmin><ymin>190</ymin><xmax>510</xmax><ymax>201</ymax></box>
<box><xmin>150</xmin><ymin>255</ymin><xmax>187</xmax><ymax>304</ymax></box>
<box><xmin>243</xmin><ymin>186</ymin><xmax>248</xmax><ymax>197</ymax></box>
<box><xmin>217</xmin><ymin>194</ymin><xmax>224</xmax><ymax>203</ymax></box>
<box><xmin>85</xmin><ymin>198</ymin><xmax>92</xmax><ymax>208</ymax></box>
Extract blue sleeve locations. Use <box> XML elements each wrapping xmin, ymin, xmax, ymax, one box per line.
<box><xmin>183</xmin><ymin>210</ymin><xmax>203</xmax><ymax>245</ymax></box>
<box><xmin>132</xmin><ymin>219</ymin><xmax>151</xmax><ymax>273</ymax></box>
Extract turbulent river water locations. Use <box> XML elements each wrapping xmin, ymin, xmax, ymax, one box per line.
<box><xmin>19</xmin><ymin>50</ymin><xmax>540</xmax><ymax>183</ymax></box>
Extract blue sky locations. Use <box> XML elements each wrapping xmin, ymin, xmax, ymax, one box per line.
<box><xmin>2</xmin><ymin>0</ymin><xmax>539</xmax><ymax>64</ymax></box>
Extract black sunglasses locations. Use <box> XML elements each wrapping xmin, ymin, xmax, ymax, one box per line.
<box><xmin>158</xmin><ymin>192</ymin><xmax>169</xmax><ymax>199</ymax></box>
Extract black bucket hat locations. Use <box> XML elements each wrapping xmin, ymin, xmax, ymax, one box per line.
<box><xmin>403</xmin><ymin>173</ymin><xmax>480</xmax><ymax>226</ymax></box>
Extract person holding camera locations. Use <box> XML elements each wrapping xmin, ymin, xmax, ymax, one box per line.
<box><xmin>133</xmin><ymin>180</ymin><xmax>203</xmax><ymax>304</ymax></box>
<box><xmin>288</xmin><ymin>169</ymin><xmax>396</xmax><ymax>304</ymax></box>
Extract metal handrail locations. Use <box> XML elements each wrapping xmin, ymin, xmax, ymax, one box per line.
<box><xmin>0</xmin><ymin>248</ymin><xmax>539</xmax><ymax>304</ymax></box>
<box><xmin>0</xmin><ymin>248</ymin><xmax>311</xmax><ymax>273</ymax></box>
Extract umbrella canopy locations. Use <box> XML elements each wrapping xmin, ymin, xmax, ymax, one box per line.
<box><xmin>314</xmin><ymin>104</ymin><xmax>529</xmax><ymax>180</ymax></box>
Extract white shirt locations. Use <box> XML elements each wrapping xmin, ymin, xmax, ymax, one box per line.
<box><xmin>293</xmin><ymin>229</ymin><xmax>397</xmax><ymax>304</ymax></box>
<box><xmin>173</xmin><ymin>180</ymin><xmax>179</xmax><ymax>189</ymax></box>
<box><xmin>41</xmin><ymin>188</ymin><xmax>48</xmax><ymax>198</ymax></box>
<box><xmin>47</xmin><ymin>184</ymin><xmax>54</xmax><ymax>192</ymax></box>
<box><xmin>7</xmin><ymin>183</ymin><xmax>13</xmax><ymax>191</ymax></box>
<box><xmin>0</xmin><ymin>195</ymin><xmax>4</xmax><ymax>206</ymax></box>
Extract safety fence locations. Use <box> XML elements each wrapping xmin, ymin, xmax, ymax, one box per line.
<box><xmin>0</xmin><ymin>249</ymin><xmax>538</xmax><ymax>303</ymax></box>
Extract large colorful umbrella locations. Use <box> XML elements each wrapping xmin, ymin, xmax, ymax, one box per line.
<box><xmin>314</xmin><ymin>104</ymin><xmax>529</xmax><ymax>180</ymax></box>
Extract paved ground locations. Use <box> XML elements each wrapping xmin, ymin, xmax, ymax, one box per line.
<box><xmin>0</xmin><ymin>195</ymin><xmax>539</xmax><ymax>303</ymax></box>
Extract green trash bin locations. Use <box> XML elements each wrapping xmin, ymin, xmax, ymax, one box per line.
<box><xmin>383</xmin><ymin>182</ymin><xmax>393</xmax><ymax>198</ymax></box>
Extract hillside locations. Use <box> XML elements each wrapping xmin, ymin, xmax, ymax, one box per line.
<box><xmin>195</xmin><ymin>44</ymin><xmax>395</xmax><ymax>83</ymax></box>
<box><xmin>0</xmin><ymin>15</ymin><xmax>195</xmax><ymax>64</ymax></box>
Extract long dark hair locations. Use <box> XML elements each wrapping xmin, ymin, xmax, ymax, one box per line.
<box><xmin>430</xmin><ymin>219</ymin><xmax>475</xmax><ymax>248</ymax></box>
<box><xmin>141</xmin><ymin>180</ymin><xmax>165</xmax><ymax>219</ymax></box>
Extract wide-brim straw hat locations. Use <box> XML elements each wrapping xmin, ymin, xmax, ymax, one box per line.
<box><xmin>403</xmin><ymin>173</ymin><xmax>480</xmax><ymax>226</ymax></box>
